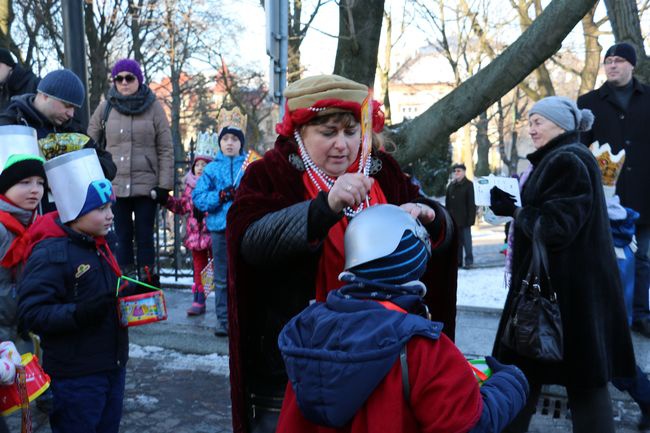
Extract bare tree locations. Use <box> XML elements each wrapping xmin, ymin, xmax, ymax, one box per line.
<box><xmin>286</xmin><ymin>0</ymin><xmax>329</xmax><ymax>82</ymax></box>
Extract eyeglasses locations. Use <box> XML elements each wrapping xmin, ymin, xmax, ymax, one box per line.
<box><xmin>114</xmin><ymin>74</ymin><xmax>136</xmax><ymax>84</ymax></box>
<box><xmin>604</xmin><ymin>57</ymin><xmax>628</xmax><ymax>65</ymax></box>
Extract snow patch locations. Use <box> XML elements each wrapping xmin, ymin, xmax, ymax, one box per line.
<box><xmin>129</xmin><ymin>343</ymin><xmax>230</xmax><ymax>377</ymax></box>
<box><xmin>456</xmin><ymin>266</ymin><xmax>507</xmax><ymax>310</ymax></box>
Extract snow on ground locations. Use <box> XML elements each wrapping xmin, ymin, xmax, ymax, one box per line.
<box><xmin>129</xmin><ymin>343</ymin><xmax>230</xmax><ymax>376</ymax></box>
<box><xmin>456</xmin><ymin>266</ymin><xmax>508</xmax><ymax>310</ymax></box>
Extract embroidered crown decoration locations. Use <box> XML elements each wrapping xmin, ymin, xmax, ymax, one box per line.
<box><xmin>589</xmin><ymin>141</ymin><xmax>625</xmax><ymax>198</ymax></box>
<box><xmin>194</xmin><ymin>132</ymin><xmax>219</xmax><ymax>159</ymax></box>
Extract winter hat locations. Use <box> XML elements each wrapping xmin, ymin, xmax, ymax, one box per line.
<box><xmin>605</xmin><ymin>43</ymin><xmax>637</xmax><ymax>66</ymax></box>
<box><xmin>218</xmin><ymin>126</ymin><xmax>246</xmax><ymax>152</ymax></box>
<box><xmin>275</xmin><ymin>74</ymin><xmax>384</xmax><ymax>136</ymax></box>
<box><xmin>451</xmin><ymin>163</ymin><xmax>466</xmax><ymax>170</ymax></box>
<box><xmin>37</xmin><ymin>69</ymin><xmax>85</xmax><ymax>108</ymax></box>
<box><xmin>76</xmin><ymin>179</ymin><xmax>115</xmax><ymax>219</ymax></box>
<box><xmin>0</xmin><ymin>155</ymin><xmax>45</xmax><ymax>194</ymax></box>
<box><xmin>528</xmin><ymin>96</ymin><xmax>594</xmax><ymax>132</ymax></box>
<box><xmin>350</xmin><ymin>231</ymin><xmax>429</xmax><ymax>285</ymax></box>
<box><xmin>0</xmin><ymin>48</ymin><xmax>16</xmax><ymax>68</ymax></box>
<box><xmin>111</xmin><ymin>59</ymin><xmax>143</xmax><ymax>85</ymax></box>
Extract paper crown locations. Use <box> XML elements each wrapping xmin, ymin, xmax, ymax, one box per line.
<box><xmin>217</xmin><ymin>107</ymin><xmax>247</xmax><ymax>133</ymax></box>
<box><xmin>194</xmin><ymin>132</ymin><xmax>219</xmax><ymax>159</ymax></box>
<box><xmin>44</xmin><ymin>148</ymin><xmax>107</xmax><ymax>223</ymax></box>
<box><xmin>0</xmin><ymin>125</ymin><xmax>41</xmax><ymax>170</ymax></box>
<box><xmin>589</xmin><ymin>141</ymin><xmax>625</xmax><ymax>198</ymax></box>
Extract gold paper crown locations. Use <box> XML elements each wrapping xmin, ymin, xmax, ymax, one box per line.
<box><xmin>217</xmin><ymin>107</ymin><xmax>247</xmax><ymax>133</ymax></box>
<box><xmin>589</xmin><ymin>141</ymin><xmax>625</xmax><ymax>187</ymax></box>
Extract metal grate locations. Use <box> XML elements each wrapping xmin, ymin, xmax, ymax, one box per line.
<box><xmin>536</xmin><ymin>393</ymin><xmax>570</xmax><ymax>420</ymax></box>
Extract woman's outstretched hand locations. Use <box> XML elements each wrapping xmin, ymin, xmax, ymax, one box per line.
<box><xmin>400</xmin><ymin>202</ymin><xmax>435</xmax><ymax>225</ymax></box>
<box><xmin>327</xmin><ymin>173</ymin><xmax>374</xmax><ymax>214</ymax></box>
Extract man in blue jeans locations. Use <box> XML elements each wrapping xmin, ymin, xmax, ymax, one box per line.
<box><xmin>193</xmin><ymin>112</ymin><xmax>247</xmax><ymax>337</ymax></box>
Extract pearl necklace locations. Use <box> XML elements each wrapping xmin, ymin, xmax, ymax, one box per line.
<box><xmin>294</xmin><ymin>130</ymin><xmax>371</xmax><ymax>217</ymax></box>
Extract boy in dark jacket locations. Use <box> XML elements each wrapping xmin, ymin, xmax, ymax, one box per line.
<box><xmin>277</xmin><ymin>204</ymin><xmax>529</xmax><ymax>433</ymax></box>
<box><xmin>17</xmin><ymin>149</ymin><xmax>126</xmax><ymax>433</ymax></box>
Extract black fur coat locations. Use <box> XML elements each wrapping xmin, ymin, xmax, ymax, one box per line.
<box><xmin>493</xmin><ymin>131</ymin><xmax>636</xmax><ymax>388</ymax></box>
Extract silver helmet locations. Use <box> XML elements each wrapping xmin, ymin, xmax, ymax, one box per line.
<box><xmin>344</xmin><ymin>204</ymin><xmax>431</xmax><ymax>271</ymax></box>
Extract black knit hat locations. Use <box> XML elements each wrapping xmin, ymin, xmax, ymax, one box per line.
<box><xmin>218</xmin><ymin>126</ymin><xmax>246</xmax><ymax>154</ymax></box>
<box><xmin>0</xmin><ymin>48</ymin><xmax>15</xmax><ymax>67</ymax></box>
<box><xmin>451</xmin><ymin>163</ymin><xmax>466</xmax><ymax>170</ymax></box>
<box><xmin>0</xmin><ymin>156</ymin><xmax>45</xmax><ymax>194</ymax></box>
<box><xmin>605</xmin><ymin>43</ymin><xmax>637</xmax><ymax>66</ymax></box>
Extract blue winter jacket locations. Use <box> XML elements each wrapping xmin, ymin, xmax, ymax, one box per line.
<box><xmin>192</xmin><ymin>151</ymin><xmax>245</xmax><ymax>232</ymax></box>
<box><xmin>17</xmin><ymin>216</ymin><xmax>128</xmax><ymax>378</ymax></box>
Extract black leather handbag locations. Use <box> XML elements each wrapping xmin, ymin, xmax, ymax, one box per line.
<box><xmin>501</xmin><ymin>221</ymin><xmax>563</xmax><ymax>362</ymax></box>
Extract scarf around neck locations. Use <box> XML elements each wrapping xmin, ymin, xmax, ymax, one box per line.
<box><xmin>108</xmin><ymin>84</ymin><xmax>156</xmax><ymax>115</ymax></box>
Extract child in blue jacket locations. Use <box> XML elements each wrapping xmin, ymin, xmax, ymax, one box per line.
<box><xmin>18</xmin><ymin>150</ymin><xmax>126</xmax><ymax>433</ymax></box>
<box><xmin>193</xmin><ymin>125</ymin><xmax>245</xmax><ymax>336</ymax></box>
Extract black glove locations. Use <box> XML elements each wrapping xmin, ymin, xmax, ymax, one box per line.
<box><xmin>73</xmin><ymin>293</ymin><xmax>115</xmax><ymax>327</ymax></box>
<box><xmin>490</xmin><ymin>187</ymin><xmax>518</xmax><ymax>217</ymax></box>
<box><xmin>219</xmin><ymin>186</ymin><xmax>236</xmax><ymax>203</ymax></box>
<box><xmin>150</xmin><ymin>187</ymin><xmax>171</xmax><ymax>205</ymax></box>
<box><xmin>192</xmin><ymin>206</ymin><xmax>204</xmax><ymax>221</ymax></box>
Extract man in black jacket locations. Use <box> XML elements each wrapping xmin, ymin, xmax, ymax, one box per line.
<box><xmin>0</xmin><ymin>48</ymin><xmax>40</xmax><ymax>111</ymax></box>
<box><xmin>445</xmin><ymin>163</ymin><xmax>476</xmax><ymax>269</ymax></box>
<box><xmin>0</xmin><ymin>69</ymin><xmax>116</xmax><ymax>182</ymax></box>
<box><xmin>578</xmin><ymin>43</ymin><xmax>650</xmax><ymax>339</ymax></box>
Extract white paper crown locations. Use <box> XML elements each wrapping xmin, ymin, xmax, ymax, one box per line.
<box><xmin>0</xmin><ymin>125</ymin><xmax>41</xmax><ymax>170</ymax></box>
<box><xmin>44</xmin><ymin>148</ymin><xmax>105</xmax><ymax>223</ymax></box>
<box><xmin>589</xmin><ymin>141</ymin><xmax>625</xmax><ymax>198</ymax></box>
<box><xmin>194</xmin><ymin>132</ymin><xmax>219</xmax><ymax>159</ymax></box>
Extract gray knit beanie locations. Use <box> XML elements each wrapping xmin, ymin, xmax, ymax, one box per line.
<box><xmin>528</xmin><ymin>96</ymin><xmax>594</xmax><ymax>132</ymax></box>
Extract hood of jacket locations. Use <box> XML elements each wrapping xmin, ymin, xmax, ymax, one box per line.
<box><xmin>6</xmin><ymin>66</ymin><xmax>39</xmax><ymax>93</ymax></box>
<box><xmin>278</xmin><ymin>286</ymin><xmax>442</xmax><ymax>428</ymax></box>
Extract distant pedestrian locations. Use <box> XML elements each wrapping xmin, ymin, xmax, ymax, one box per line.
<box><xmin>490</xmin><ymin>96</ymin><xmax>635</xmax><ymax>433</ymax></box>
<box><xmin>165</xmin><ymin>132</ymin><xmax>217</xmax><ymax>316</ymax></box>
<box><xmin>578</xmin><ymin>42</ymin><xmax>650</xmax><ymax>338</ymax></box>
<box><xmin>446</xmin><ymin>163</ymin><xmax>476</xmax><ymax>268</ymax></box>
<box><xmin>192</xmin><ymin>108</ymin><xmax>247</xmax><ymax>337</ymax></box>
<box><xmin>18</xmin><ymin>150</ymin><xmax>127</xmax><ymax>433</ymax></box>
<box><xmin>0</xmin><ymin>48</ymin><xmax>40</xmax><ymax>111</ymax></box>
<box><xmin>88</xmin><ymin>58</ymin><xmax>174</xmax><ymax>286</ymax></box>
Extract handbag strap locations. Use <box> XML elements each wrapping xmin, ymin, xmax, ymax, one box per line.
<box><xmin>523</xmin><ymin>220</ymin><xmax>557</xmax><ymax>300</ymax></box>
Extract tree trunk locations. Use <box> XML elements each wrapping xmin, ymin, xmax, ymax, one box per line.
<box><xmin>84</xmin><ymin>1</ymin><xmax>109</xmax><ymax>111</ymax></box>
<box><xmin>287</xmin><ymin>0</ymin><xmax>303</xmax><ymax>82</ymax></box>
<box><xmin>388</xmin><ymin>0</ymin><xmax>597</xmax><ymax>165</ymax></box>
<box><xmin>378</xmin><ymin>9</ymin><xmax>391</xmax><ymax>124</ymax></box>
<box><xmin>333</xmin><ymin>0</ymin><xmax>385</xmax><ymax>87</ymax></box>
<box><xmin>603</xmin><ymin>0</ymin><xmax>650</xmax><ymax>83</ymax></box>
<box><xmin>474</xmin><ymin>111</ymin><xmax>491</xmax><ymax>176</ymax></box>
<box><xmin>578</xmin><ymin>4</ymin><xmax>601</xmax><ymax>94</ymax></box>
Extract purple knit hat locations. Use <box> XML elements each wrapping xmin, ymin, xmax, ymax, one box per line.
<box><xmin>111</xmin><ymin>59</ymin><xmax>143</xmax><ymax>85</ymax></box>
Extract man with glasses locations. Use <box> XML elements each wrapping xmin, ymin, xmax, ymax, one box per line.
<box><xmin>0</xmin><ymin>69</ymin><xmax>115</xmax><ymax>180</ymax></box>
<box><xmin>579</xmin><ymin>42</ymin><xmax>650</xmax><ymax>431</ymax></box>
<box><xmin>579</xmin><ymin>43</ymin><xmax>650</xmax><ymax>339</ymax></box>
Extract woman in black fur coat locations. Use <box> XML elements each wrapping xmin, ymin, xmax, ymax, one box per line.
<box><xmin>489</xmin><ymin>96</ymin><xmax>636</xmax><ymax>433</ymax></box>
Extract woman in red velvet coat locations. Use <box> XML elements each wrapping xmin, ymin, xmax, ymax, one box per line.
<box><xmin>225</xmin><ymin>74</ymin><xmax>458</xmax><ymax>433</ymax></box>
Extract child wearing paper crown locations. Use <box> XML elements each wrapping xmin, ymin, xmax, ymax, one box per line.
<box><xmin>0</xmin><ymin>149</ymin><xmax>45</xmax><ymax>433</ymax></box>
<box><xmin>165</xmin><ymin>131</ymin><xmax>216</xmax><ymax>315</ymax></box>
<box><xmin>277</xmin><ymin>205</ymin><xmax>529</xmax><ymax>433</ymax></box>
<box><xmin>192</xmin><ymin>108</ymin><xmax>247</xmax><ymax>336</ymax></box>
<box><xmin>17</xmin><ymin>150</ymin><xmax>127</xmax><ymax>433</ymax></box>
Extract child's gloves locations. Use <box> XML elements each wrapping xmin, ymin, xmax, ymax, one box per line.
<box><xmin>0</xmin><ymin>342</ymin><xmax>21</xmax><ymax>385</ymax></box>
<box><xmin>219</xmin><ymin>186</ymin><xmax>236</xmax><ymax>203</ymax></box>
<box><xmin>150</xmin><ymin>187</ymin><xmax>171</xmax><ymax>205</ymax></box>
<box><xmin>490</xmin><ymin>187</ymin><xmax>518</xmax><ymax>217</ymax></box>
<box><xmin>74</xmin><ymin>293</ymin><xmax>115</xmax><ymax>327</ymax></box>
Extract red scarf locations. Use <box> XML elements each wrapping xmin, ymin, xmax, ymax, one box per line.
<box><xmin>302</xmin><ymin>172</ymin><xmax>386</xmax><ymax>301</ymax></box>
<box><xmin>95</xmin><ymin>236</ymin><xmax>122</xmax><ymax>277</ymax></box>
<box><xmin>0</xmin><ymin>210</ymin><xmax>34</xmax><ymax>268</ymax></box>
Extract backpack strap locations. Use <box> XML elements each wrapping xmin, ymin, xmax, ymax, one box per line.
<box><xmin>98</xmin><ymin>101</ymin><xmax>112</xmax><ymax>150</ymax></box>
<box><xmin>400</xmin><ymin>345</ymin><xmax>410</xmax><ymax>404</ymax></box>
